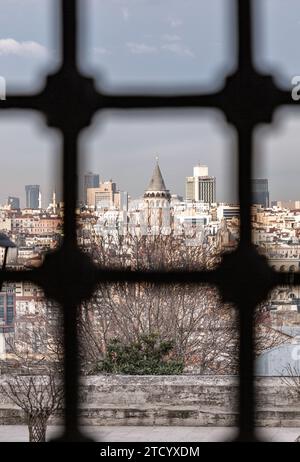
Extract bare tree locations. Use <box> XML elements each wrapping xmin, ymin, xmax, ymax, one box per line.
<box><xmin>79</xmin><ymin>232</ymin><xmax>239</xmax><ymax>374</ymax></box>
<box><xmin>280</xmin><ymin>364</ymin><xmax>300</xmax><ymax>398</ymax></box>
<box><xmin>79</xmin><ymin>232</ymin><xmax>285</xmax><ymax>375</ymax></box>
<box><xmin>0</xmin><ymin>302</ymin><xmax>64</xmax><ymax>442</ymax></box>
<box><xmin>279</xmin><ymin>365</ymin><xmax>300</xmax><ymax>442</ymax></box>
<box><xmin>254</xmin><ymin>308</ymin><xmax>287</xmax><ymax>358</ymax></box>
<box><xmin>1</xmin><ymin>374</ymin><xmax>63</xmax><ymax>442</ymax></box>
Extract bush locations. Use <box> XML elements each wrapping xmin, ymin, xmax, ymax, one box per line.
<box><xmin>94</xmin><ymin>334</ymin><xmax>184</xmax><ymax>375</ymax></box>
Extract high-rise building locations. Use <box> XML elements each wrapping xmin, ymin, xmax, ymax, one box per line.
<box><xmin>252</xmin><ymin>179</ymin><xmax>269</xmax><ymax>208</ymax></box>
<box><xmin>87</xmin><ymin>180</ymin><xmax>117</xmax><ymax>209</ymax></box>
<box><xmin>116</xmin><ymin>191</ymin><xmax>129</xmax><ymax>211</ymax></box>
<box><xmin>7</xmin><ymin>196</ymin><xmax>20</xmax><ymax>209</ymax></box>
<box><xmin>25</xmin><ymin>185</ymin><xmax>40</xmax><ymax>209</ymax></box>
<box><xmin>50</xmin><ymin>190</ymin><xmax>58</xmax><ymax>214</ymax></box>
<box><xmin>84</xmin><ymin>172</ymin><xmax>100</xmax><ymax>204</ymax></box>
<box><xmin>186</xmin><ymin>164</ymin><xmax>216</xmax><ymax>205</ymax></box>
<box><xmin>38</xmin><ymin>191</ymin><xmax>42</xmax><ymax>209</ymax></box>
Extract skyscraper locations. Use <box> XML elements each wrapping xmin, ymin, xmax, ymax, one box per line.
<box><xmin>87</xmin><ymin>180</ymin><xmax>116</xmax><ymax>209</ymax></box>
<box><xmin>83</xmin><ymin>172</ymin><xmax>100</xmax><ymax>205</ymax></box>
<box><xmin>186</xmin><ymin>164</ymin><xmax>216</xmax><ymax>205</ymax></box>
<box><xmin>252</xmin><ymin>179</ymin><xmax>269</xmax><ymax>208</ymax></box>
<box><xmin>7</xmin><ymin>196</ymin><xmax>20</xmax><ymax>209</ymax></box>
<box><xmin>25</xmin><ymin>185</ymin><xmax>40</xmax><ymax>209</ymax></box>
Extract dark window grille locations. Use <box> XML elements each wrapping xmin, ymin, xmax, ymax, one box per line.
<box><xmin>0</xmin><ymin>0</ymin><xmax>298</xmax><ymax>442</ymax></box>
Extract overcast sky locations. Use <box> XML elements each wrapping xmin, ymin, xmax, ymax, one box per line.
<box><xmin>0</xmin><ymin>0</ymin><xmax>300</xmax><ymax>207</ymax></box>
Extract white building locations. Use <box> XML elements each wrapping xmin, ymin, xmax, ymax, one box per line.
<box><xmin>186</xmin><ymin>164</ymin><xmax>216</xmax><ymax>204</ymax></box>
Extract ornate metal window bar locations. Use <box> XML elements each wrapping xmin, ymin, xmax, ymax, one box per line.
<box><xmin>0</xmin><ymin>0</ymin><xmax>298</xmax><ymax>442</ymax></box>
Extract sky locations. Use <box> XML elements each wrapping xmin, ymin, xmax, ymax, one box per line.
<box><xmin>0</xmin><ymin>0</ymin><xmax>300</xmax><ymax>207</ymax></box>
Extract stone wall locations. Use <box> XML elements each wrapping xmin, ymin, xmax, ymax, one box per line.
<box><xmin>0</xmin><ymin>375</ymin><xmax>300</xmax><ymax>426</ymax></box>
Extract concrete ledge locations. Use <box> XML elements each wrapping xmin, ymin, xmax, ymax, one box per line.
<box><xmin>1</xmin><ymin>375</ymin><xmax>300</xmax><ymax>427</ymax></box>
<box><xmin>77</xmin><ymin>405</ymin><xmax>238</xmax><ymax>427</ymax></box>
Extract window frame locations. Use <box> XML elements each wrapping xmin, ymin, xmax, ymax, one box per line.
<box><xmin>0</xmin><ymin>0</ymin><xmax>298</xmax><ymax>442</ymax></box>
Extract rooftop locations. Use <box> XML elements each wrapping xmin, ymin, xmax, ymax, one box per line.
<box><xmin>146</xmin><ymin>161</ymin><xmax>168</xmax><ymax>192</ymax></box>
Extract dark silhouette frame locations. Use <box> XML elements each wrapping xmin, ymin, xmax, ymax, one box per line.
<box><xmin>0</xmin><ymin>0</ymin><xmax>298</xmax><ymax>441</ymax></box>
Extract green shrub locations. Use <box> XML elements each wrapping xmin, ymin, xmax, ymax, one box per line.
<box><xmin>95</xmin><ymin>333</ymin><xmax>184</xmax><ymax>375</ymax></box>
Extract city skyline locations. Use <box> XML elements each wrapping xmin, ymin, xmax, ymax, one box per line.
<box><xmin>0</xmin><ymin>168</ymin><xmax>293</xmax><ymax>211</ymax></box>
<box><xmin>1</xmin><ymin>159</ymin><xmax>299</xmax><ymax>209</ymax></box>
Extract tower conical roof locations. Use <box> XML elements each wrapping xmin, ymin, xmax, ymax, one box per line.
<box><xmin>146</xmin><ymin>162</ymin><xmax>168</xmax><ymax>192</ymax></box>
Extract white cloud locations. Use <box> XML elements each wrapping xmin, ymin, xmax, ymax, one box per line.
<box><xmin>0</xmin><ymin>39</ymin><xmax>48</xmax><ymax>58</ymax></box>
<box><xmin>162</xmin><ymin>34</ymin><xmax>181</xmax><ymax>42</ymax></box>
<box><xmin>122</xmin><ymin>7</ymin><xmax>130</xmax><ymax>21</ymax></box>
<box><xmin>94</xmin><ymin>47</ymin><xmax>112</xmax><ymax>56</ymax></box>
<box><xmin>126</xmin><ymin>42</ymin><xmax>157</xmax><ymax>55</ymax></box>
<box><xmin>168</xmin><ymin>17</ymin><xmax>183</xmax><ymax>28</ymax></box>
<box><xmin>125</xmin><ymin>39</ymin><xmax>194</xmax><ymax>58</ymax></box>
<box><xmin>161</xmin><ymin>43</ymin><xmax>195</xmax><ymax>58</ymax></box>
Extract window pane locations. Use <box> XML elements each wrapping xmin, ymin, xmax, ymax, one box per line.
<box><xmin>79</xmin><ymin>0</ymin><xmax>236</xmax><ymax>93</ymax></box>
<box><xmin>0</xmin><ymin>112</ymin><xmax>62</xmax><ymax>270</ymax></box>
<box><xmin>0</xmin><ymin>0</ymin><xmax>60</xmax><ymax>93</ymax></box>
<box><xmin>0</xmin><ymin>284</ymin><xmax>64</xmax><ymax>441</ymax></box>
<box><xmin>78</xmin><ymin>284</ymin><xmax>239</xmax><ymax>440</ymax></box>
<box><xmin>253</xmin><ymin>108</ymin><xmax>300</xmax><ymax>257</ymax></box>
<box><xmin>79</xmin><ymin>110</ymin><xmax>238</xmax><ymax>269</ymax></box>
<box><xmin>255</xmin><ymin>287</ymin><xmax>300</xmax><ymax>439</ymax></box>
<box><xmin>253</xmin><ymin>0</ymin><xmax>299</xmax><ymax>90</ymax></box>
